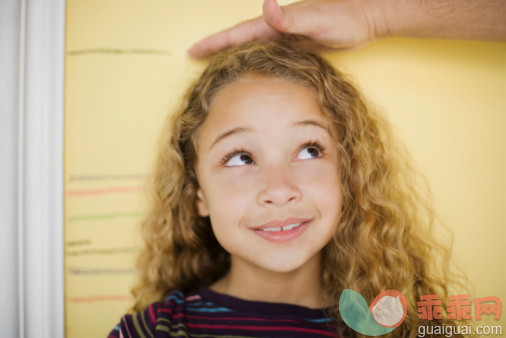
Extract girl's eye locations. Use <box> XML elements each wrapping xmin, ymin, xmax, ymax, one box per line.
<box><xmin>224</xmin><ymin>153</ymin><xmax>254</xmax><ymax>167</ymax></box>
<box><xmin>296</xmin><ymin>143</ymin><xmax>324</xmax><ymax>160</ymax></box>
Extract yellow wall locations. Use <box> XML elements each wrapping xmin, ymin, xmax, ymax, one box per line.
<box><xmin>64</xmin><ymin>0</ymin><xmax>505</xmax><ymax>336</ymax></box>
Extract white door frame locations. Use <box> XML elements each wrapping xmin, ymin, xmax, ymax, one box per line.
<box><xmin>1</xmin><ymin>0</ymin><xmax>66</xmax><ymax>336</ymax></box>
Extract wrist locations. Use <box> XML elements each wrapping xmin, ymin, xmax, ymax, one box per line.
<box><xmin>367</xmin><ymin>0</ymin><xmax>415</xmax><ymax>39</ymax></box>
<box><xmin>369</xmin><ymin>0</ymin><xmax>506</xmax><ymax>41</ymax></box>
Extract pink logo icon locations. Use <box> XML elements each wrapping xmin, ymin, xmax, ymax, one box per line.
<box><xmin>369</xmin><ymin>290</ymin><xmax>408</xmax><ymax>328</ymax></box>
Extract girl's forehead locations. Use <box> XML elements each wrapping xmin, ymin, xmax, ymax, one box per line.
<box><xmin>194</xmin><ymin>77</ymin><xmax>336</xmax><ymax>152</ymax></box>
<box><xmin>208</xmin><ymin>78</ymin><xmax>324</xmax><ymax>125</ymax></box>
<box><xmin>209</xmin><ymin>76</ymin><xmax>320</xmax><ymax>115</ymax></box>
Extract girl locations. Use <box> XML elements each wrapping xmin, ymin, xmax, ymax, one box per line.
<box><xmin>109</xmin><ymin>41</ymin><xmax>467</xmax><ymax>337</ymax></box>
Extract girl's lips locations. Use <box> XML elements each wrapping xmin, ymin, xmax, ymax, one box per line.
<box><xmin>252</xmin><ymin>217</ymin><xmax>312</xmax><ymax>230</ymax></box>
<box><xmin>251</xmin><ymin>220</ymin><xmax>311</xmax><ymax>243</ymax></box>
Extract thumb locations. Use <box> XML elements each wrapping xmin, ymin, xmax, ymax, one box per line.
<box><xmin>262</xmin><ymin>0</ymin><xmax>322</xmax><ymax>36</ymax></box>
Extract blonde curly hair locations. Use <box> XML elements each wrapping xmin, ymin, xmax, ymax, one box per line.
<box><xmin>131</xmin><ymin>41</ymin><xmax>469</xmax><ymax>337</ymax></box>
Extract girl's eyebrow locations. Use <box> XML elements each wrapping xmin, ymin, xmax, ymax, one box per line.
<box><xmin>209</xmin><ymin>126</ymin><xmax>253</xmax><ymax>150</ymax></box>
<box><xmin>294</xmin><ymin>119</ymin><xmax>329</xmax><ymax>132</ymax></box>
<box><xmin>209</xmin><ymin>120</ymin><xmax>329</xmax><ymax>150</ymax></box>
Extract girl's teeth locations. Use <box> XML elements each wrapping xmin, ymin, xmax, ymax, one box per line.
<box><xmin>262</xmin><ymin>227</ymin><xmax>282</xmax><ymax>232</ymax></box>
<box><xmin>282</xmin><ymin>223</ymin><xmax>301</xmax><ymax>230</ymax></box>
<box><xmin>261</xmin><ymin>223</ymin><xmax>302</xmax><ymax>232</ymax></box>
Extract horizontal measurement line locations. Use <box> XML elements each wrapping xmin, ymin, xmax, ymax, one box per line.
<box><xmin>67</xmin><ymin>267</ymin><xmax>134</xmax><ymax>275</ymax></box>
<box><xmin>67</xmin><ymin>48</ymin><xmax>171</xmax><ymax>55</ymax></box>
<box><xmin>68</xmin><ymin>174</ymin><xmax>147</xmax><ymax>181</ymax></box>
<box><xmin>67</xmin><ymin>186</ymin><xmax>144</xmax><ymax>196</ymax></box>
<box><xmin>67</xmin><ymin>295</ymin><xmax>132</xmax><ymax>303</ymax></box>
<box><xmin>67</xmin><ymin>212</ymin><xmax>142</xmax><ymax>222</ymax></box>
<box><xmin>66</xmin><ymin>247</ymin><xmax>139</xmax><ymax>256</ymax></box>
<box><xmin>66</xmin><ymin>239</ymin><xmax>92</xmax><ymax>247</ymax></box>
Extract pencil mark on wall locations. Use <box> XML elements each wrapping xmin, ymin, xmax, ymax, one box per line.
<box><xmin>67</xmin><ymin>48</ymin><xmax>171</xmax><ymax>56</ymax></box>
<box><xmin>67</xmin><ymin>211</ymin><xmax>142</xmax><ymax>222</ymax></box>
<box><xmin>68</xmin><ymin>267</ymin><xmax>134</xmax><ymax>275</ymax></box>
<box><xmin>68</xmin><ymin>295</ymin><xmax>132</xmax><ymax>303</ymax></box>
<box><xmin>66</xmin><ymin>239</ymin><xmax>92</xmax><ymax>247</ymax></box>
<box><xmin>69</xmin><ymin>174</ymin><xmax>147</xmax><ymax>181</ymax></box>
<box><xmin>67</xmin><ymin>247</ymin><xmax>139</xmax><ymax>257</ymax></box>
<box><xmin>67</xmin><ymin>186</ymin><xmax>145</xmax><ymax>196</ymax></box>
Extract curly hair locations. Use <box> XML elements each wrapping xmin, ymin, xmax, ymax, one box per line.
<box><xmin>131</xmin><ymin>41</ymin><xmax>469</xmax><ymax>337</ymax></box>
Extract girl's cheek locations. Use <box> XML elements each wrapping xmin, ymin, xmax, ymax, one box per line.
<box><xmin>295</xmin><ymin>159</ymin><xmax>338</xmax><ymax>179</ymax></box>
<box><xmin>216</xmin><ymin>167</ymin><xmax>258</xmax><ymax>190</ymax></box>
<box><xmin>295</xmin><ymin>160</ymin><xmax>341</xmax><ymax>192</ymax></box>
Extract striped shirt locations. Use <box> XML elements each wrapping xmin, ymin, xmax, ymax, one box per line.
<box><xmin>108</xmin><ymin>288</ymin><xmax>339</xmax><ymax>337</ymax></box>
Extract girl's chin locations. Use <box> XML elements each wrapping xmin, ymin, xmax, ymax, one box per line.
<box><xmin>249</xmin><ymin>254</ymin><xmax>315</xmax><ymax>274</ymax></box>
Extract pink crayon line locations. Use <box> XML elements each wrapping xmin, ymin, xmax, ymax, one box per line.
<box><xmin>68</xmin><ymin>295</ymin><xmax>132</xmax><ymax>303</ymax></box>
<box><xmin>67</xmin><ymin>186</ymin><xmax>145</xmax><ymax>196</ymax></box>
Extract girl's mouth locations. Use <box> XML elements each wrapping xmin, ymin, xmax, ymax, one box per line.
<box><xmin>251</xmin><ymin>220</ymin><xmax>311</xmax><ymax>242</ymax></box>
<box><xmin>259</xmin><ymin>222</ymin><xmax>303</xmax><ymax>232</ymax></box>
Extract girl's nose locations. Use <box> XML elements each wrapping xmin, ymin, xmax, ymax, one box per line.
<box><xmin>257</xmin><ymin>165</ymin><xmax>301</xmax><ymax>207</ymax></box>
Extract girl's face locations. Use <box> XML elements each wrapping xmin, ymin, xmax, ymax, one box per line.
<box><xmin>195</xmin><ymin>76</ymin><xmax>342</xmax><ymax>274</ymax></box>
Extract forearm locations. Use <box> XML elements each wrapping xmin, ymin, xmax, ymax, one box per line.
<box><xmin>374</xmin><ymin>0</ymin><xmax>506</xmax><ymax>41</ymax></box>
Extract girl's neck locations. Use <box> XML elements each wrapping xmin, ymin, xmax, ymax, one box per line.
<box><xmin>209</xmin><ymin>253</ymin><xmax>330</xmax><ymax>309</ymax></box>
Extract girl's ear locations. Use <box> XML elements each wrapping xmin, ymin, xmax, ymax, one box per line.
<box><xmin>196</xmin><ymin>189</ymin><xmax>210</xmax><ymax>217</ymax></box>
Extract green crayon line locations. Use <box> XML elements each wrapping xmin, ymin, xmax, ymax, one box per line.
<box><xmin>67</xmin><ymin>211</ymin><xmax>142</xmax><ymax>222</ymax></box>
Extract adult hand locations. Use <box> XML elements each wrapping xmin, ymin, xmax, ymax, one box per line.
<box><xmin>188</xmin><ymin>0</ymin><xmax>387</xmax><ymax>58</ymax></box>
<box><xmin>188</xmin><ymin>0</ymin><xmax>506</xmax><ymax>59</ymax></box>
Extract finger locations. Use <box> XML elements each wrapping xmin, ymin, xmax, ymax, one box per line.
<box><xmin>262</xmin><ymin>0</ymin><xmax>326</xmax><ymax>37</ymax></box>
<box><xmin>188</xmin><ymin>17</ymin><xmax>279</xmax><ymax>58</ymax></box>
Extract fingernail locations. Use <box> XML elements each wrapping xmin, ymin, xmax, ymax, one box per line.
<box><xmin>271</xmin><ymin>0</ymin><xmax>282</xmax><ymax>16</ymax></box>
